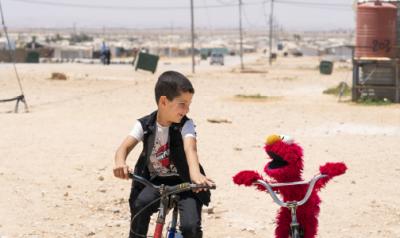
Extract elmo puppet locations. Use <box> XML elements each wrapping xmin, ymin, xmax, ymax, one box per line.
<box><xmin>233</xmin><ymin>134</ymin><xmax>347</xmax><ymax>238</ymax></box>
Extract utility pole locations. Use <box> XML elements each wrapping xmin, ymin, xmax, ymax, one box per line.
<box><xmin>239</xmin><ymin>0</ymin><xmax>244</xmax><ymax>70</ymax></box>
<box><xmin>102</xmin><ymin>25</ymin><xmax>106</xmax><ymax>41</ymax></box>
<box><xmin>190</xmin><ymin>0</ymin><xmax>195</xmax><ymax>74</ymax></box>
<box><xmin>169</xmin><ymin>22</ymin><xmax>173</xmax><ymax>58</ymax></box>
<box><xmin>269</xmin><ymin>0</ymin><xmax>274</xmax><ymax>65</ymax></box>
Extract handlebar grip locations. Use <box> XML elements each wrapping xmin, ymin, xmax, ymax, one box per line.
<box><xmin>191</xmin><ymin>184</ymin><xmax>216</xmax><ymax>190</ymax></box>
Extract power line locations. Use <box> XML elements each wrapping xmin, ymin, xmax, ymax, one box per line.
<box><xmin>8</xmin><ymin>0</ymin><xmax>267</xmax><ymax>10</ymax></box>
<box><xmin>275</xmin><ymin>0</ymin><xmax>352</xmax><ymax>9</ymax></box>
<box><xmin>6</xmin><ymin>0</ymin><xmax>354</xmax><ymax>12</ymax></box>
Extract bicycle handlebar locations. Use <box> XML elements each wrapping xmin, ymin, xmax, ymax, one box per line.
<box><xmin>254</xmin><ymin>174</ymin><xmax>327</xmax><ymax>207</ymax></box>
<box><xmin>128</xmin><ymin>172</ymin><xmax>216</xmax><ymax>194</ymax></box>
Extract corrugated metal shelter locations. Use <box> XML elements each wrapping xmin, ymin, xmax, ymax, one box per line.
<box><xmin>53</xmin><ymin>46</ymin><xmax>93</xmax><ymax>60</ymax></box>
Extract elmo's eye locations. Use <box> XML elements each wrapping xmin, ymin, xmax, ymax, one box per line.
<box><xmin>280</xmin><ymin>135</ymin><xmax>294</xmax><ymax>144</ymax></box>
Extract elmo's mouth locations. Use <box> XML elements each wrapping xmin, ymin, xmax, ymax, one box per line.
<box><xmin>267</xmin><ymin>151</ymin><xmax>288</xmax><ymax>169</ymax></box>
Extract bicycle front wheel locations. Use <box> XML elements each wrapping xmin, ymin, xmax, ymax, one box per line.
<box><xmin>291</xmin><ymin>227</ymin><xmax>300</xmax><ymax>238</ymax></box>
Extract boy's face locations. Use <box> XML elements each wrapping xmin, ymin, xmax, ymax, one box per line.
<box><xmin>160</xmin><ymin>92</ymin><xmax>193</xmax><ymax>124</ymax></box>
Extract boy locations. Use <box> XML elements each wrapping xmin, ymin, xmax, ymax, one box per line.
<box><xmin>113</xmin><ymin>71</ymin><xmax>214</xmax><ymax>238</ymax></box>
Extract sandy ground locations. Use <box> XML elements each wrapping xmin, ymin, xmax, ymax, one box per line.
<box><xmin>0</xmin><ymin>55</ymin><xmax>400</xmax><ymax>238</ymax></box>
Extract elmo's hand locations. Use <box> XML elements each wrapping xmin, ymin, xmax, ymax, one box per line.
<box><xmin>319</xmin><ymin>162</ymin><xmax>347</xmax><ymax>178</ymax></box>
<box><xmin>233</xmin><ymin>170</ymin><xmax>263</xmax><ymax>186</ymax></box>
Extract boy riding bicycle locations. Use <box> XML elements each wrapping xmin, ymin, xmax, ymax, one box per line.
<box><xmin>114</xmin><ymin>71</ymin><xmax>214</xmax><ymax>238</ymax></box>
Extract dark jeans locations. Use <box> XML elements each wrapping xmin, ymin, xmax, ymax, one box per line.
<box><xmin>129</xmin><ymin>176</ymin><xmax>203</xmax><ymax>238</ymax></box>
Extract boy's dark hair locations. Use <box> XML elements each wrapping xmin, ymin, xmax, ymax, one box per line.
<box><xmin>155</xmin><ymin>71</ymin><xmax>195</xmax><ymax>103</ymax></box>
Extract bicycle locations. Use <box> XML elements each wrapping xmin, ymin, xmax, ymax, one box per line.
<box><xmin>128</xmin><ymin>172</ymin><xmax>216</xmax><ymax>238</ymax></box>
<box><xmin>253</xmin><ymin>174</ymin><xmax>327</xmax><ymax>238</ymax></box>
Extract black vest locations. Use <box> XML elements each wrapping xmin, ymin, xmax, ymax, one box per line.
<box><xmin>131</xmin><ymin>111</ymin><xmax>211</xmax><ymax>206</ymax></box>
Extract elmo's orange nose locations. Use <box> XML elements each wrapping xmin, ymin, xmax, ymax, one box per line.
<box><xmin>266</xmin><ymin>134</ymin><xmax>281</xmax><ymax>145</ymax></box>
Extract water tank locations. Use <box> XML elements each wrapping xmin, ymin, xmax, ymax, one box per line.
<box><xmin>356</xmin><ymin>1</ymin><xmax>397</xmax><ymax>58</ymax></box>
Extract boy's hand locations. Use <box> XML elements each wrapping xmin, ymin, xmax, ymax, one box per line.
<box><xmin>113</xmin><ymin>162</ymin><xmax>130</xmax><ymax>180</ymax></box>
<box><xmin>190</xmin><ymin>173</ymin><xmax>215</xmax><ymax>193</ymax></box>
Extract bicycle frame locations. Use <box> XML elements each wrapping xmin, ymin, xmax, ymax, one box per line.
<box><xmin>254</xmin><ymin>174</ymin><xmax>327</xmax><ymax>238</ymax></box>
<box><xmin>165</xmin><ymin>195</ymin><xmax>180</xmax><ymax>238</ymax></box>
<box><xmin>129</xmin><ymin>173</ymin><xmax>215</xmax><ymax>238</ymax></box>
<box><xmin>154</xmin><ymin>184</ymin><xmax>181</xmax><ymax>238</ymax></box>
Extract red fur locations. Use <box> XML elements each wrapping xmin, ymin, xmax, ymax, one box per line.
<box><xmin>233</xmin><ymin>170</ymin><xmax>266</xmax><ymax>191</ymax></box>
<box><xmin>233</xmin><ymin>137</ymin><xmax>347</xmax><ymax>238</ymax></box>
<box><xmin>233</xmin><ymin>170</ymin><xmax>263</xmax><ymax>186</ymax></box>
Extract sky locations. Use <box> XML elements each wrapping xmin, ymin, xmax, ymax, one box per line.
<box><xmin>0</xmin><ymin>0</ymin><xmax>355</xmax><ymax>31</ymax></box>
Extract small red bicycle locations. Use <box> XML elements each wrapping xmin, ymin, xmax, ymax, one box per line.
<box><xmin>253</xmin><ymin>174</ymin><xmax>327</xmax><ymax>238</ymax></box>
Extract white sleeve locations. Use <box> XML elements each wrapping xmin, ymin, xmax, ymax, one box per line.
<box><xmin>129</xmin><ymin>120</ymin><xmax>144</xmax><ymax>141</ymax></box>
<box><xmin>181</xmin><ymin>119</ymin><xmax>197</xmax><ymax>139</ymax></box>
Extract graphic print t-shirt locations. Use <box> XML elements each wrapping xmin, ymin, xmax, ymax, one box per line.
<box><xmin>129</xmin><ymin>119</ymin><xmax>196</xmax><ymax>177</ymax></box>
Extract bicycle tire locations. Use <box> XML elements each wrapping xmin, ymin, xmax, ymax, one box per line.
<box><xmin>291</xmin><ymin>227</ymin><xmax>300</xmax><ymax>238</ymax></box>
